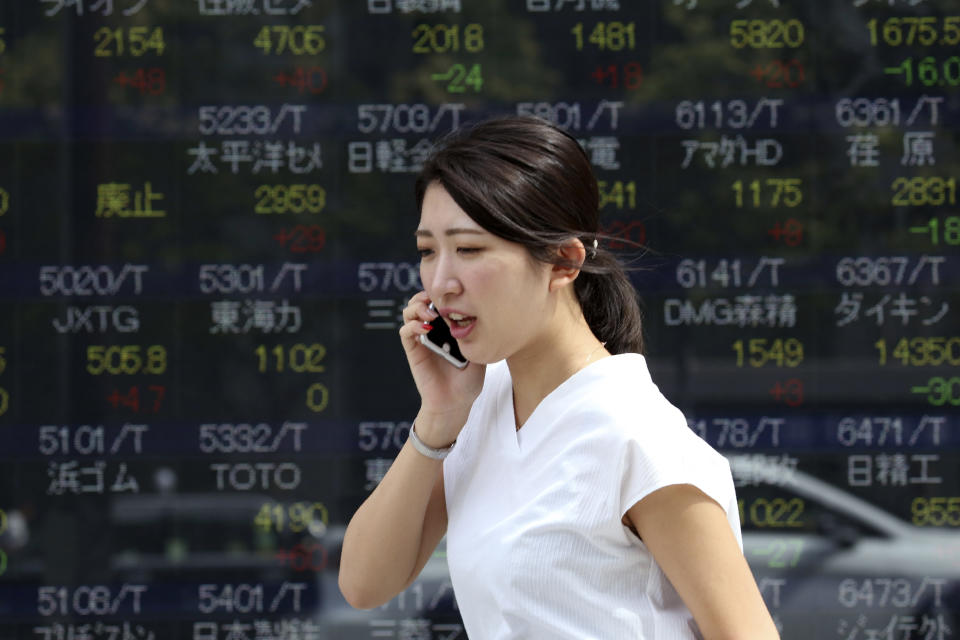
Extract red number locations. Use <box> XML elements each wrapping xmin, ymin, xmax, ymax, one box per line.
<box><xmin>273</xmin><ymin>67</ymin><xmax>328</xmax><ymax>94</ymax></box>
<box><xmin>750</xmin><ymin>59</ymin><xmax>804</xmax><ymax>88</ymax></box>
<box><xmin>769</xmin><ymin>378</ymin><xmax>804</xmax><ymax>407</ymax></box>
<box><xmin>590</xmin><ymin>62</ymin><xmax>643</xmax><ymax>90</ymax></box>
<box><xmin>275</xmin><ymin>225</ymin><xmax>326</xmax><ymax>253</ymax></box>
<box><xmin>112</xmin><ymin>68</ymin><xmax>166</xmax><ymax>95</ymax></box>
<box><xmin>767</xmin><ymin>218</ymin><xmax>804</xmax><ymax>246</ymax></box>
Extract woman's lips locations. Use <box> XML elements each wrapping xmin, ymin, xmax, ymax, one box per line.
<box><xmin>447</xmin><ymin>315</ymin><xmax>476</xmax><ymax>339</ymax></box>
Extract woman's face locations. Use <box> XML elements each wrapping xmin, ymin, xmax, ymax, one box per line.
<box><xmin>416</xmin><ymin>182</ymin><xmax>554</xmax><ymax>365</ymax></box>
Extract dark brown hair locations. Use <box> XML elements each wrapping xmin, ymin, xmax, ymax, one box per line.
<box><xmin>415</xmin><ymin>115</ymin><xmax>644</xmax><ymax>355</ymax></box>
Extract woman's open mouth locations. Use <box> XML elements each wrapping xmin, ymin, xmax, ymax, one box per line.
<box><xmin>447</xmin><ymin>312</ymin><xmax>476</xmax><ymax>339</ymax></box>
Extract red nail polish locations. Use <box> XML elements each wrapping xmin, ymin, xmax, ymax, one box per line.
<box><xmin>422</xmin><ymin>323</ymin><xmax>433</xmax><ymax>330</ymax></box>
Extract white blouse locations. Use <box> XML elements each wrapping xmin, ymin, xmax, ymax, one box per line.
<box><xmin>442</xmin><ymin>354</ymin><xmax>741</xmax><ymax>639</ymax></box>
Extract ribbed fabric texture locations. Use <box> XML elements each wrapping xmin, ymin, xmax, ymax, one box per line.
<box><xmin>443</xmin><ymin>354</ymin><xmax>740</xmax><ymax>640</ymax></box>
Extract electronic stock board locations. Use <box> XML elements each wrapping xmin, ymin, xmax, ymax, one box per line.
<box><xmin>0</xmin><ymin>1</ymin><xmax>959</xmax><ymax>638</ymax></box>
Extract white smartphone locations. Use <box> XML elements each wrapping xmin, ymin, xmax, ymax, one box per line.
<box><xmin>419</xmin><ymin>303</ymin><xmax>469</xmax><ymax>369</ymax></box>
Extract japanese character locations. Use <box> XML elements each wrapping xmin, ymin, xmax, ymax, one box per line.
<box><xmin>96</xmin><ymin>183</ymin><xmax>132</xmax><ymax>217</ymax></box>
<box><xmin>222</xmin><ymin>140</ymin><xmax>254</xmax><ymax>173</ymax></box>
<box><xmin>865</xmin><ymin>294</ymin><xmax>890</xmax><ymax>326</ymax></box>
<box><xmin>188</xmin><ymin>141</ymin><xmax>219</xmax><ymax>174</ymax></box>
<box><xmin>834</xmin><ymin>292</ymin><xmax>862</xmax><ymax>327</ymax></box>
<box><xmin>122</xmin><ymin>0</ymin><xmax>150</xmax><ymax>15</ymax></box>
<box><xmin>254</xmin><ymin>141</ymin><xmax>285</xmax><ymax>173</ymax></box>
<box><xmin>111</xmin><ymin>462</ymin><xmax>140</xmax><ymax>493</ymax></box>
<box><xmin>902</xmin><ymin>131</ymin><xmax>935</xmax><ymax>166</ymax></box>
<box><xmin>223</xmin><ymin>620</ymin><xmax>253</xmax><ymax>640</ymax></box>
<box><xmin>910</xmin><ymin>453</ymin><xmax>942</xmax><ymax>484</ymax></box>
<box><xmin>585</xmin><ymin>136</ymin><xmax>620</xmax><ymax>170</ymax></box>
<box><xmin>41</xmin><ymin>0</ymin><xmax>84</xmax><ymax>17</ymax></box>
<box><xmin>875</xmin><ymin>453</ymin><xmax>908</xmax><ymax>486</ymax></box>
<box><xmin>921</xmin><ymin>298</ymin><xmax>949</xmax><ymax>326</ymax></box>
<box><xmin>846</xmin><ymin>133</ymin><xmax>880</xmax><ymax>167</ymax></box>
<box><xmin>398</xmin><ymin>618</ymin><xmax>432</xmax><ymax>640</ymax></box>
<box><xmin>288</xmin><ymin>141</ymin><xmax>323</xmax><ymax>174</ymax></box>
<box><xmin>274</xmin><ymin>299</ymin><xmax>302</xmax><ymax>333</ymax></box>
<box><xmin>210</xmin><ymin>300</ymin><xmax>242</xmax><ymax>333</ymax></box>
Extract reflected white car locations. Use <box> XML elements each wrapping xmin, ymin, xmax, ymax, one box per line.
<box><xmin>730</xmin><ymin>455</ymin><xmax>960</xmax><ymax>639</ymax></box>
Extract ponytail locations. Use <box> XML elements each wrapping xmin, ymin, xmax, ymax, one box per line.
<box><xmin>574</xmin><ymin>246</ymin><xmax>645</xmax><ymax>355</ymax></box>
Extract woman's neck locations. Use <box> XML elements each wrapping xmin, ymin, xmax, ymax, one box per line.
<box><xmin>506</xmin><ymin>301</ymin><xmax>608</xmax><ymax>430</ymax></box>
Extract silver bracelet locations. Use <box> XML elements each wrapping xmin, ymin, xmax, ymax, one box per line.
<box><xmin>408</xmin><ymin>423</ymin><xmax>455</xmax><ymax>460</ymax></box>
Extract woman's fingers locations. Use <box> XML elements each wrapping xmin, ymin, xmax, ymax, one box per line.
<box><xmin>401</xmin><ymin>291</ymin><xmax>439</xmax><ymax>324</ymax></box>
<box><xmin>399</xmin><ymin>292</ymin><xmax>440</xmax><ymax>354</ymax></box>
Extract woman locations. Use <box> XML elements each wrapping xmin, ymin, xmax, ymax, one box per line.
<box><xmin>339</xmin><ymin>116</ymin><xmax>779</xmax><ymax>639</ymax></box>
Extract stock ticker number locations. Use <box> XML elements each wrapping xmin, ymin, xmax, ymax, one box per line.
<box><xmin>571</xmin><ymin>22</ymin><xmax>636</xmax><ymax>51</ymax></box>
<box><xmin>94</xmin><ymin>27</ymin><xmax>165</xmax><ymax>57</ymax></box>
<box><xmin>412</xmin><ymin>23</ymin><xmax>484</xmax><ymax>53</ymax></box>
<box><xmin>730</xmin><ymin>19</ymin><xmax>804</xmax><ymax>49</ymax></box>
<box><xmin>86</xmin><ymin>345</ymin><xmax>166</xmax><ymax>376</ymax></box>
<box><xmin>254</xmin><ymin>26</ymin><xmax>325</xmax><ymax>55</ymax></box>
<box><xmin>867</xmin><ymin>17</ymin><xmax>960</xmax><ymax>47</ymax></box>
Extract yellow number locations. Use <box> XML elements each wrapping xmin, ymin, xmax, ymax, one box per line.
<box><xmin>253</xmin><ymin>26</ymin><xmax>272</xmax><ymax>53</ymax></box>
<box><xmin>411</xmin><ymin>24</ymin><xmax>482</xmax><ymax>54</ymax></box>
<box><xmin>747</xmin><ymin>498</ymin><xmax>805</xmax><ymax>528</ymax></box>
<box><xmin>465</xmin><ymin>23</ymin><xmax>484</xmax><ymax>52</ymax></box>
<box><xmin>0</xmin><ymin>387</ymin><xmax>7</xmax><ymax>417</ymax></box>
<box><xmin>306</xmin><ymin>382</ymin><xmax>329</xmax><ymax>413</ymax></box>
<box><xmin>0</xmin><ymin>345</ymin><xmax>6</xmax><ymax>374</ymax></box>
<box><xmin>886</xmin><ymin>336</ymin><xmax>960</xmax><ymax>366</ymax></box>
<box><xmin>86</xmin><ymin>345</ymin><xmax>166</xmax><ymax>375</ymax></box>
<box><xmin>912</xmin><ymin>497</ymin><xmax>960</xmax><ymax>527</ymax></box>
<box><xmin>255</xmin><ymin>344</ymin><xmax>326</xmax><ymax>373</ymax></box>
<box><xmin>892</xmin><ymin>177</ymin><xmax>958</xmax><ymax>207</ymax></box>
<box><xmin>255</xmin><ymin>501</ymin><xmax>328</xmax><ymax>533</ymax></box>
<box><xmin>772</xmin><ymin>178</ymin><xmax>803</xmax><ymax>207</ymax></box>
<box><xmin>254</xmin><ymin>25</ymin><xmax>325</xmax><ymax>55</ymax></box>
<box><xmin>730</xmin><ymin>19</ymin><xmax>804</xmax><ymax>49</ymax></box>
<box><xmin>93</xmin><ymin>27</ymin><xmax>163</xmax><ymax>57</ymax></box>
<box><xmin>732</xmin><ymin>179</ymin><xmax>802</xmax><ymax>208</ymax></box>
<box><xmin>571</xmin><ymin>22</ymin><xmax>634</xmax><ymax>51</ymax></box>
<box><xmin>288</xmin><ymin>502</ymin><xmax>328</xmax><ymax>533</ymax></box>
<box><xmin>0</xmin><ymin>187</ymin><xmax>9</xmax><ymax>216</ymax></box>
<box><xmin>128</xmin><ymin>26</ymin><xmax>165</xmax><ymax>56</ymax></box>
<box><xmin>254</xmin><ymin>185</ymin><xmax>326</xmax><ymax>214</ymax></box>
<box><xmin>0</xmin><ymin>27</ymin><xmax>6</xmax><ymax>55</ymax></box>
<box><xmin>598</xmin><ymin>181</ymin><xmax>637</xmax><ymax>210</ymax></box>
<box><xmin>146</xmin><ymin>345</ymin><xmax>166</xmax><ymax>374</ymax></box>
<box><xmin>94</xmin><ymin>27</ymin><xmax>117</xmax><ymax>57</ymax></box>
<box><xmin>253</xmin><ymin>503</ymin><xmax>276</xmax><ymax>531</ymax></box>
<box><xmin>944</xmin><ymin>17</ymin><xmax>960</xmax><ymax>46</ymax></box>
<box><xmin>733</xmin><ymin>338</ymin><xmax>803</xmax><ymax>367</ymax></box>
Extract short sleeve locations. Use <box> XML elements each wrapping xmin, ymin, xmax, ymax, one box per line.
<box><xmin>617</xmin><ymin>404</ymin><xmax>741</xmax><ymax>544</ymax></box>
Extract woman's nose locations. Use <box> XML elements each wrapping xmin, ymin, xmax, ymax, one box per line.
<box><xmin>426</xmin><ymin>255</ymin><xmax>463</xmax><ymax>299</ymax></box>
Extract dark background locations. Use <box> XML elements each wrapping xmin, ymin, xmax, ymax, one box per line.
<box><xmin>0</xmin><ymin>1</ymin><xmax>958</xmax><ymax>638</ymax></box>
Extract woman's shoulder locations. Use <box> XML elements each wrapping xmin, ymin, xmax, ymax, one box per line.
<box><xmin>571</xmin><ymin>354</ymin><xmax>680</xmax><ymax>415</ymax></box>
<box><xmin>560</xmin><ymin>354</ymin><xmax>697</xmax><ymax>444</ymax></box>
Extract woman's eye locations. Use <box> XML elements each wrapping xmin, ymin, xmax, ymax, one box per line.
<box><xmin>416</xmin><ymin>248</ymin><xmax>433</xmax><ymax>258</ymax></box>
<box><xmin>457</xmin><ymin>247</ymin><xmax>481</xmax><ymax>254</ymax></box>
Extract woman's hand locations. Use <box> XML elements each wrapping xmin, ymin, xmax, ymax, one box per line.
<box><xmin>399</xmin><ymin>291</ymin><xmax>485</xmax><ymax>444</ymax></box>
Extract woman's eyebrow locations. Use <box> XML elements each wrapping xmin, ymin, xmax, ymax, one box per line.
<box><xmin>415</xmin><ymin>228</ymin><xmax>485</xmax><ymax>238</ymax></box>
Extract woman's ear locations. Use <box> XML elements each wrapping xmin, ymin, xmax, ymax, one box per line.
<box><xmin>548</xmin><ymin>239</ymin><xmax>586</xmax><ymax>293</ymax></box>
